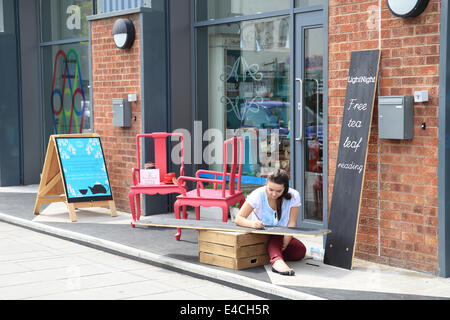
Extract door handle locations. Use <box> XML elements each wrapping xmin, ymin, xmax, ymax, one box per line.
<box><xmin>295</xmin><ymin>78</ymin><xmax>303</xmax><ymax>141</ymax></box>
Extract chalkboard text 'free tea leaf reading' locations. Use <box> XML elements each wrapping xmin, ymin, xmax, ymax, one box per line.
<box><xmin>324</xmin><ymin>49</ymin><xmax>381</xmax><ymax>270</ymax></box>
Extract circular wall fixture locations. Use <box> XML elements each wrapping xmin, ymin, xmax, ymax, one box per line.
<box><xmin>386</xmin><ymin>0</ymin><xmax>429</xmax><ymax>18</ymax></box>
<box><xmin>112</xmin><ymin>18</ymin><xmax>135</xmax><ymax>49</ymax></box>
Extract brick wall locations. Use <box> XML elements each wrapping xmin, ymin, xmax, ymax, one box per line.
<box><xmin>91</xmin><ymin>14</ymin><xmax>141</xmax><ymax>211</ymax></box>
<box><xmin>328</xmin><ymin>0</ymin><xmax>440</xmax><ymax>274</ymax></box>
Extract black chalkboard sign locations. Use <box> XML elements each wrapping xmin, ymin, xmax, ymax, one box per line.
<box><xmin>324</xmin><ymin>50</ymin><xmax>381</xmax><ymax>270</ymax></box>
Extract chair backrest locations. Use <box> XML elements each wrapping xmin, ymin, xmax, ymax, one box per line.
<box><xmin>221</xmin><ymin>136</ymin><xmax>243</xmax><ymax>197</ymax></box>
<box><xmin>135</xmin><ymin>132</ymin><xmax>184</xmax><ymax>180</ymax></box>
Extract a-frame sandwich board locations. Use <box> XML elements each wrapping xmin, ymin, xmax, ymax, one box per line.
<box><xmin>33</xmin><ymin>133</ymin><xmax>117</xmax><ymax>222</ymax></box>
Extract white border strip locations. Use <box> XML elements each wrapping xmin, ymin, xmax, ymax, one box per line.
<box><xmin>0</xmin><ymin>212</ymin><xmax>324</xmax><ymax>300</ymax></box>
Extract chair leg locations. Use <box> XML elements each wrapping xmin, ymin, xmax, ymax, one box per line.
<box><xmin>195</xmin><ymin>207</ymin><xmax>200</xmax><ymax>220</ymax></box>
<box><xmin>174</xmin><ymin>201</ymin><xmax>182</xmax><ymax>241</ymax></box>
<box><xmin>129</xmin><ymin>191</ymin><xmax>136</xmax><ymax>222</ymax></box>
<box><xmin>221</xmin><ymin>205</ymin><xmax>229</xmax><ymax>222</ymax></box>
<box><xmin>136</xmin><ymin>194</ymin><xmax>141</xmax><ymax>221</ymax></box>
<box><xmin>182</xmin><ymin>206</ymin><xmax>188</xmax><ymax>219</ymax></box>
<box><xmin>174</xmin><ymin>201</ymin><xmax>181</xmax><ymax>219</ymax></box>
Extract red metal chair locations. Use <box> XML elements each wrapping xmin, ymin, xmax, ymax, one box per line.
<box><xmin>173</xmin><ymin>136</ymin><xmax>245</xmax><ymax>240</ymax></box>
<box><xmin>129</xmin><ymin>132</ymin><xmax>187</xmax><ymax>225</ymax></box>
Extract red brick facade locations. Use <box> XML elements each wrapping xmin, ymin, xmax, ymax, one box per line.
<box><xmin>328</xmin><ymin>1</ymin><xmax>440</xmax><ymax>273</ymax></box>
<box><xmin>90</xmin><ymin>14</ymin><xmax>141</xmax><ymax>211</ymax></box>
<box><xmin>89</xmin><ymin>3</ymin><xmax>441</xmax><ymax>274</ymax></box>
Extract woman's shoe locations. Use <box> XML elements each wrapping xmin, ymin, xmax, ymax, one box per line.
<box><xmin>271</xmin><ymin>266</ymin><xmax>295</xmax><ymax>276</ymax></box>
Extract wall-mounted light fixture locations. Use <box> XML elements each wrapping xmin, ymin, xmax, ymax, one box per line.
<box><xmin>112</xmin><ymin>18</ymin><xmax>135</xmax><ymax>49</ymax></box>
<box><xmin>386</xmin><ymin>0</ymin><xmax>429</xmax><ymax>18</ymax></box>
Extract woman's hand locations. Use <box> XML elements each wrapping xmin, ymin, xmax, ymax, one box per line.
<box><xmin>235</xmin><ymin>202</ymin><xmax>263</xmax><ymax>229</ymax></box>
<box><xmin>252</xmin><ymin>220</ymin><xmax>265</xmax><ymax>229</ymax></box>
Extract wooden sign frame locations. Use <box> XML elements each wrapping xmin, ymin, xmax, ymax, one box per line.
<box><xmin>33</xmin><ymin>133</ymin><xmax>117</xmax><ymax>222</ymax></box>
<box><xmin>324</xmin><ymin>50</ymin><xmax>381</xmax><ymax>270</ymax></box>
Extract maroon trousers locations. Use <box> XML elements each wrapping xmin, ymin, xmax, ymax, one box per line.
<box><xmin>268</xmin><ymin>235</ymin><xmax>306</xmax><ymax>264</ymax></box>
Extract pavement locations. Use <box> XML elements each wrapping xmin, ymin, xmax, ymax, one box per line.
<box><xmin>0</xmin><ymin>221</ymin><xmax>265</xmax><ymax>300</ymax></box>
<box><xmin>1</xmin><ymin>184</ymin><xmax>450</xmax><ymax>300</ymax></box>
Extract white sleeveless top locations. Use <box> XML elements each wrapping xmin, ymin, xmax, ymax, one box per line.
<box><xmin>245</xmin><ymin>186</ymin><xmax>301</xmax><ymax>227</ymax></box>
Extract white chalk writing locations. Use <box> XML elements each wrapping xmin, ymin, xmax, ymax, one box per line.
<box><xmin>347</xmin><ymin>99</ymin><xmax>367</xmax><ymax>111</ymax></box>
<box><xmin>337</xmin><ymin>161</ymin><xmax>364</xmax><ymax>174</ymax></box>
<box><xmin>343</xmin><ymin>136</ymin><xmax>363</xmax><ymax>152</ymax></box>
<box><xmin>347</xmin><ymin>118</ymin><xmax>362</xmax><ymax>128</ymax></box>
<box><xmin>347</xmin><ymin>76</ymin><xmax>376</xmax><ymax>84</ymax></box>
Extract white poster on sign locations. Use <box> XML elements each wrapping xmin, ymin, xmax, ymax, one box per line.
<box><xmin>140</xmin><ymin>169</ymin><xmax>160</xmax><ymax>185</ymax></box>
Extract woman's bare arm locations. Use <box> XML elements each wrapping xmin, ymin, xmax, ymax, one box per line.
<box><xmin>235</xmin><ymin>202</ymin><xmax>264</xmax><ymax>229</ymax></box>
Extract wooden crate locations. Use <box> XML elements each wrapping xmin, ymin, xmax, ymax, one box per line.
<box><xmin>198</xmin><ymin>230</ymin><xmax>270</xmax><ymax>270</ymax></box>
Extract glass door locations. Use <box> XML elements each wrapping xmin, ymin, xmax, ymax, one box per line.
<box><xmin>294</xmin><ymin>11</ymin><xmax>324</xmax><ymax>227</ymax></box>
<box><xmin>196</xmin><ymin>15</ymin><xmax>292</xmax><ymax>189</ymax></box>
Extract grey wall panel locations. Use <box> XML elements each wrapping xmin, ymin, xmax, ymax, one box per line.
<box><xmin>167</xmin><ymin>0</ymin><xmax>193</xmax><ymax>209</ymax></box>
<box><xmin>141</xmin><ymin>9</ymin><xmax>169</xmax><ymax>215</ymax></box>
<box><xmin>19</xmin><ymin>0</ymin><xmax>42</xmax><ymax>185</ymax></box>
<box><xmin>169</xmin><ymin>0</ymin><xmax>192</xmax><ymax>173</ymax></box>
<box><xmin>0</xmin><ymin>0</ymin><xmax>21</xmax><ymax>186</ymax></box>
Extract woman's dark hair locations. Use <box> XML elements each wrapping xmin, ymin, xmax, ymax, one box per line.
<box><xmin>267</xmin><ymin>169</ymin><xmax>291</xmax><ymax>221</ymax></box>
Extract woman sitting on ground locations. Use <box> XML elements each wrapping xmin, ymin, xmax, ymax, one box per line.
<box><xmin>235</xmin><ymin>169</ymin><xmax>306</xmax><ymax>276</ymax></box>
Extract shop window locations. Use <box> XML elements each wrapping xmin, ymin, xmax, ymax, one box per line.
<box><xmin>295</xmin><ymin>0</ymin><xmax>324</xmax><ymax>8</ymax></box>
<box><xmin>40</xmin><ymin>0</ymin><xmax>92</xmax><ymax>42</ymax></box>
<box><xmin>195</xmin><ymin>0</ymin><xmax>290</xmax><ymax>21</ymax></box>
<box><xmin>0</xmin><ymin>0</ymin><xmax>4</xmax><ymax>32</ymax></box>
<box><xmin>40</xmin><ymin>1</ymin><xmax>93</xmax><ymax>149</ymax></box>
<box><xmin>95</xmin><ymin>0</ymin><xmax>154</xmax><ymax>14</ymax></box>
<box><xmin>41</xmin><ymin>42</ymin><xmax>90</xmax><ymax>136</ymax></box>
<box><xmin>196</xmin><ymin>16</ymin><xmax>290</xmax><ymax>188</ymax></box>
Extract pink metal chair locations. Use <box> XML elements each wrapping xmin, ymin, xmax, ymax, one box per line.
<box><xmin>129</xmin><ymin>132</ymin><xmax>187</xmax><ymax>225</ymax></box>
<box><xmin>173</xmin><ymin>136</ymin><xmax>244</xmax><ymax>240</ymax></box>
